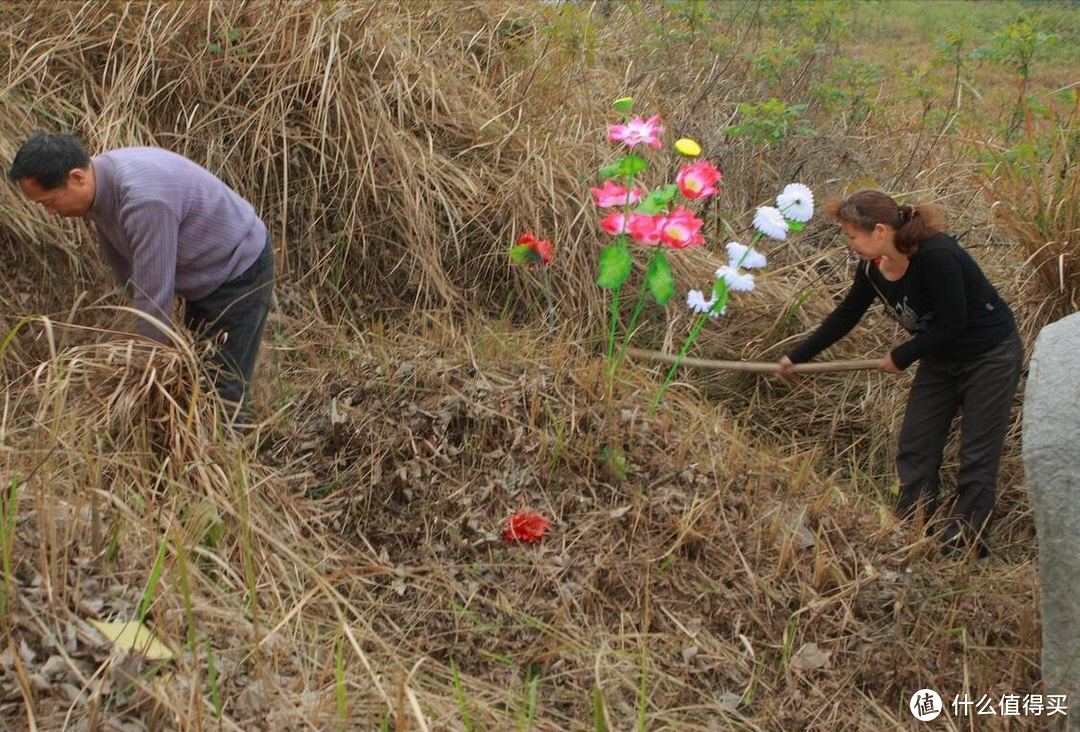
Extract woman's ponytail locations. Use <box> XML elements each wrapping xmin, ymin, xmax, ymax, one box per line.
<box><xmin>894</xmin><ymin>202</ymin><xmax>945</xmax><ymax>255</ymax></box>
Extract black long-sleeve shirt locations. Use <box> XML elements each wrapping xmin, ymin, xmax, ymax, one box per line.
<box><xmin>787</xmin><ymin>233</ymin><xmax>1016</xmax><ymax>370</ymax></box>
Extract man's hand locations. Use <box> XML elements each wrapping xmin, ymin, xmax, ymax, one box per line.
<box><xmin>878</xmin><ymin>353</ymin><xmax>902</xmax><ymax>374</ymax></box>
<box><xmin>776</xmin><ymin>355</ymin><xmax>796</xmax><ymax>380</ymax></box>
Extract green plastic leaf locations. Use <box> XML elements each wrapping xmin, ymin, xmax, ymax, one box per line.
<box><xmin>612</xmin><ymin>97</ymin><xmax>634</xmax><ymax>113</ymax></box>
<box><xmin>710</xmin><ymin>278</ymin><xmax>730</xmax><ymax>314</ymax></box>
<box><xmin>786</xmin><ymin>220</ymin><xmax>805</xmax><ymax>232</ymax></box>
<box><xmin>635</xmin><ymin>184</ymin><xmax>679</xmax><ymax>214</ymax></box>
<box><xmin>655</xmin><ymin>183</ymin><xmax>679</xmax><ymax>203</ymax></box>
<box><xmin>645</xmin><ymin>251</ymin><xmax>674</xmax><ymax>305</ymax></box>
<box><xmin>509</xmin><ymin>244</ymin><xmax>543</xmax><ymax>266</ymax></box>
<box><xmin>616</xmin><ymin>155</ymin><xmax>647</xmax><ymax>177</ymax></box>
<box><xmin>599</xmin><ymin>155</ymin><xmax>648</xmax><ymax>181</ymax></box>
<box><xmin>597</xmin><ymin>242</ymin><xmax>632</xmax><ymax>290</ymax></box>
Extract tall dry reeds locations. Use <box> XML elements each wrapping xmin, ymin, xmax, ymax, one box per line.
<box><xmin>0</xmin><ymin>1</ymin><xmax>844</xmax><ymax>338</ymax></box>
<box><xmin>0</xmin><ymin>1</ymin><xmax>607</xmax><ymax>322</ymax></box>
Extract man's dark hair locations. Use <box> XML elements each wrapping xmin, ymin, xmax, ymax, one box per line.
<box><xmin>8</xmin><ymin>132</ymin><xmax>91</xmax><ymax>189</ymax></box>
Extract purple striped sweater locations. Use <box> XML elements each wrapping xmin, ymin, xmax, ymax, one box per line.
<box><xmin>85</xmin><ymin>148</ymin><xmax>266</xmax><ymax>340</ymax></box>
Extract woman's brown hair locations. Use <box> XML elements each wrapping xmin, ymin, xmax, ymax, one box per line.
<box><xmin>824</xmin><ymin>190</ymin><xmax>946</xmax><ymax>255</ymax></box>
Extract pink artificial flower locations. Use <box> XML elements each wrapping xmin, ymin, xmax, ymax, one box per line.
<box><xmin>659</xmin><ymin>206</ymin><xmax>705</xmax><ymax>249</ymax></box>
<box><xmin>600</xmin><ymin>212</ymin><xmax>629</xmax><ymax>235</ymax></box>
<box><xmin>676</xmin><ymin>161</ymin><xmax>722</xmax><ymax>199</ymax></box>
<box><xmin>590</xmin><ymin>181</ymin><xmax>645</xmax><ymax>208</ymax></box>
<box><xmin>515</xmin><ymin>231</ymin><xmax>554</xmax><ymax>265</ymax></box>
<box><xmin>628</xmin><ymin>213</ymin><xmax>666</xmax><ymax>245</ymax></box>
<box><xmin>607</xmin><ymin>115</ymin><xmax>664</xmax><ymax>149</ymax></box>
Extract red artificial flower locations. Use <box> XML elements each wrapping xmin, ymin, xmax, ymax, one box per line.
<box><xmin>503</xmin><ymin>510</ymin><xmax>550</xmax><ymax>543</ymax></box>
<box><xmin>658</xmin><ymin>206</ymin><xmax>705</xmax><ymax>249</ymax></box>
<box><xmin>675</xmin><ymin>160</ymin><xmax>722</xmax><ymax>200</ymax></box>
<box><xmin>513</xmin><ymin>231</ymin><xmax>555</xmax><ymax>266</ymax></box>
<box><xmin>627</xmin><ymin>212</ymin><xmax>665</xmax><ymax>245</ymax></box>
<box><xmin>590</xmin><ymin>180</ymin><xmax>645</xmax><ymax>208</ymax></box>
<box><xmin>599</xmin><ymin>212</ymin><xmax>629</xmax><ymax>236</ymax></box>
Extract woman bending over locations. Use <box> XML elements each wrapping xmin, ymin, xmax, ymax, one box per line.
<box><xmin>778</xmin><ymin>190</ymin><xmax>1022</xmax><ymax>558</ymax></box>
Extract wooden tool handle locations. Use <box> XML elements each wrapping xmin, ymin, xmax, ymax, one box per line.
<box><xmin>626</xmin><ymin>347</ymin><xmax>880</xmax><ymax>374</ymax></box>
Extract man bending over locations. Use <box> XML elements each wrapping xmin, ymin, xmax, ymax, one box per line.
<box><xmin>9</xmin><ymin>132</ymin><xmax>274</xmax><ymax>427</ymax></box>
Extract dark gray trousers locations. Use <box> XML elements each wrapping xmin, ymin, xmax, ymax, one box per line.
<box><xmin>894</xmin><ymin>331</ymin><xmax>1023</xmax><ymax>551</ymax></box>
<box><xmin>183</xmin><ymin>237</ymin><xmax>274</xmax><ymax>425</ymax></box>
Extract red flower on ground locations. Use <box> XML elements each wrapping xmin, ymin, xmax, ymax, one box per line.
<box><xmin>503</xmin><ymin>510</ymin><xmax>550</xmax><ymax>543</ymax></box>
<box><xmin>513</xmin><ymin>231</ymin><xmax>554</xmax><ymax>266</ymax></box>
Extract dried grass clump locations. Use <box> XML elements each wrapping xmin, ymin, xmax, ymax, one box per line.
<box><xmin>3</xmin><ymin>332</ymin><xmax>422</xmax><ymax>728</ymax></box>
<box><xmin>32</xmin><ymin>340</ymin><xmax>220</xmax><ymax>459</ymax></box>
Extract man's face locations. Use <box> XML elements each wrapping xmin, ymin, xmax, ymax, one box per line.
<box><xmin>18</xmin><ymin>169</ymin><xmax>94</xmax><ymax>217</ymax></box>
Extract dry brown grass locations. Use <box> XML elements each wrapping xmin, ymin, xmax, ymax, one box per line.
<box><xmin>0</xmin><ymin>1</ymin><xmax>1067</xmax><ymax>729</ymax></box>
<box><xmin>0</xmin><ymin>312</ymin><xmax>1042</xmax><ymax>730</ymax></box>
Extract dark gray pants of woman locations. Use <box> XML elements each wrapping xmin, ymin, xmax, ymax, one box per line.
<box><xmin>894</xmin><ymin>331</ymin><xmax>1024</xmax><ymax>556</ymax></box>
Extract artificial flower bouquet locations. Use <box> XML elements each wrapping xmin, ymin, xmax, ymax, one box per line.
<box><xmin>590</xmin><ymin>97</ymin><xmax>815</xmax><ymax>406</ymax></box>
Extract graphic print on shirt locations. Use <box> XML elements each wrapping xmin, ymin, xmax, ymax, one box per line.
<box><xmin>888</xmin><ymin>295</ymin><xmax>933</xmax><ymax>333</ymax></box>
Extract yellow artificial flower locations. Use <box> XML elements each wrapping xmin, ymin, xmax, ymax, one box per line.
<box><xmin>675</xmin><ymin>138</ymin><xmax>702</xmax><ymax>157</ymax></box>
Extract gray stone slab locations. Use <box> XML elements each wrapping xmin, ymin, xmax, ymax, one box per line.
<box><xmin>1023</xmin><ymin>311</ymin><xmax>1080</xmax><ymax>727</ymax></box>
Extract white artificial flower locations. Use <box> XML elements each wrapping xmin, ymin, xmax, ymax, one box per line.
<box><xmin>776</xmin><ymin>183</ymin><xmax>814</xmax><ymax>223</ymax></box>
<box><xmin>686</xmin><ymin>289</ymin><xmax>724</xmax><ymax>317</ymax></box>
<box><xmin>714</xmin><ymin>265</ymin><xmax>755</xmax><ymax>292</ymax></box>
<box><xmin>725</xmin><ymin>241</ymin><xmax>767</xmax><ymax>269</ymax></box>
<box><xmin>686</xmin><ymin>289</ymin><xmax>709</xmax><ymax>312</ymax></box>
<box><xmin>753</xmin><ymin>206</ymin><xmax>788</xmax><ymax>240</ymax></box>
